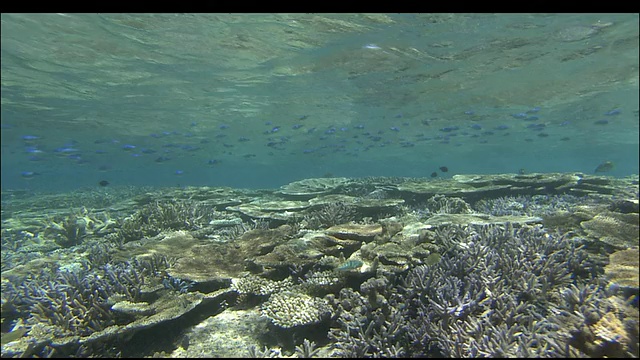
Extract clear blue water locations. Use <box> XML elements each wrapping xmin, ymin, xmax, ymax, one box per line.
<box><xmin>1</xmin><ymin>13</ymin><xmax>638</xmax><ymax>191</ymax></box>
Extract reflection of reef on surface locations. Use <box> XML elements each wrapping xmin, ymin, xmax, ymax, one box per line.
<box><xmin>1</xmin><ymin>173</ymin><xmax>638</xmax><ymax>357</ymax></box>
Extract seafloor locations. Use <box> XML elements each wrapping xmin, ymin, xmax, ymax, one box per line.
<box><xmin>1</xmin><ymin>172</ymin><xmax>638</xmax><ymax>358</ymax></box>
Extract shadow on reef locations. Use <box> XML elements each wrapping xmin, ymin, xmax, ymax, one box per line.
<box><xmin>1</xmin><ymin>173</ymin><xmax>638</xmax><ymax>357</ymax></box>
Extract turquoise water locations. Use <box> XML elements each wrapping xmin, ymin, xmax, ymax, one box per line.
<box><xmin>1</xmin><ymin>13</ymin><xmax>638</xmax><ymax>191</ymax></box>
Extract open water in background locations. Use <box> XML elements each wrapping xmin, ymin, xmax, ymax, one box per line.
<box><xmin>1</xmin><ymin>13</ymin><xmax>638</xmax><ymax>191</ymax></box>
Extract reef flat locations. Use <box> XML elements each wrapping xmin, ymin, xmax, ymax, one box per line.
<box><xmin>1</xmin><ymin>172</ymin><xmax>638</xmax><ymax>357</ymax></box>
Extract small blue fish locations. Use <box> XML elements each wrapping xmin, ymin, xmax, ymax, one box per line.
<box><xmin>440</xmin><ymin>126</ymin><xmax>459</xmax><ymax>132</ymax></box>
<box><xmin>24</xmin><ymin>146</ymin><xmax>43</xmax><ymax>154</ymax></box>
<box><xmin>21</xmin><ymin>171</ymin><xmax>40</xmax><ymax>179</ymax></box>
<box><xmin>526</xmin><ymin>123</ymin><xmax>545</xmax><ymax>130</ymax></box>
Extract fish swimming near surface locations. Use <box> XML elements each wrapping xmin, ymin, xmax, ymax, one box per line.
<box><xmin>594</xmin><ymin>161</ymin><xmax>615</xmax><ymax>173</ymax></box>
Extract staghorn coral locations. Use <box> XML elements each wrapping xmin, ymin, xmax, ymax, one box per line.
<box><xmin>303</xmin><ymin>202</ymin><xmax>356</xmax><ymax>230</ymax></box>
<box><xmin>45</xmin><ymin>213</ymin><xmax>87</xmax><ymax>247</ymax></box>
<box><xmin>0</xmin><ymin>254</ymin><xmax>174</xmax><ymax>339</ymax></box>
<box><xmin>294</xmin><ymin>338</ymin><xmax>321</xmax><ymax>358</ymax></box>
<box><xmin>399</xmin><ymin>224</ymin><xmax>598</xmax><ymax>357</ymax></box>
<box><xmin>327</xmin><ymin>287</ymin><xmax>406</xmax><ymax>357</ymax></box>
<box><xmin>109</xmin><ymin>200</ymin><xmax>218</xmax><ymax>243</ymax></box>
<box><xmin>326</xmin><ymin>223</ymin><xmax>610</xmax><ymax>357</ymax></box>
<box><xmin>550</xmin><ymin>279</ymin><xmax>638</xmax><ymax>357</ymax></box>
<box><xmin>473</xmin><ymin>194</ymin><xmax>597</xmax><ymax>217</ymax></box>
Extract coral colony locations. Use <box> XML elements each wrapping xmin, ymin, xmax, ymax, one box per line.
<box><xmin>1</xmin><ymin>173</ymin><xmax>638</xmax><ymax>357</ymax></box>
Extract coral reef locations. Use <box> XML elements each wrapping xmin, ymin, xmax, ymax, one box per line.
<box><xmin>1</xmin><ymin>173</ymin><xmax>637</xmax><ymax>358</ymax></box>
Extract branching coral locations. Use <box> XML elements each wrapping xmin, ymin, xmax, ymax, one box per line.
<box><xmin>108</xmin><ymin>200</ymin><xmax>218</xmax><ymax>243</ymax></box>
<box><xmin>1</xmin><ymin>254</ymin><xmax>173</xmax><ymax>338</ymax></box>
<box><xmin>326</xmin><ymin>223</ymin><xmax>611</xmax><ymax>357</ymax></box>
<box><xmin>45</xmin><ymin>214</ymin><xmax>87</xmax><ymax>247</ymax></box>
<box><xmin>304</xmin><ymin>202</ymin><xmax>356</xmax><ymax>229</ymax></box>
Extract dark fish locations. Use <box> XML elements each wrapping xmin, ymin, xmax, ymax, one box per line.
<box><xmin>426</xmin><ymin>253</ymin><xmax>441</xmax><ymax>266</ymax></box>
<box><xmin>594</xmin><ymin>161</ymin><xmax>614</xmax><ymax>173</ymax></box>
<box><xmin>98</xmin><ymin>180</ymin><xmax>110</xmax><ymax>187</ymax></box>
<box><xmin>430</xmin><ymin>172</ymin><xmax>438</xmax><ymax>178</ymax></box>
<box><xmin>518</xmin><ymin>168</ymin><xmax>527</xmax><ymax>175</ymax></box>
<box><xmin>439</xmin><ymin>166</ymin><xmax>448</xmax><ymax>172</ymax></box>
